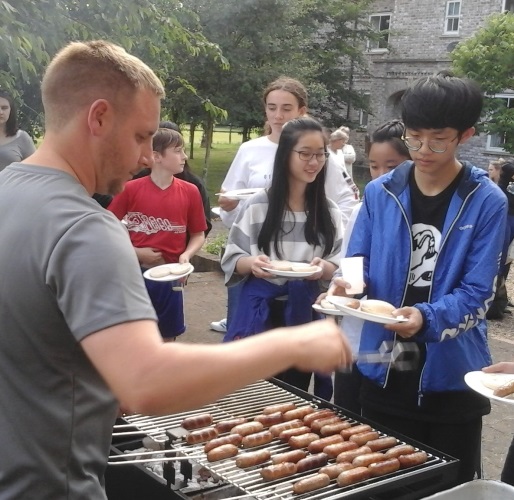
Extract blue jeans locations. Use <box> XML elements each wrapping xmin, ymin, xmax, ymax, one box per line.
<box><xmin>227</xmin><ymin>280</ymin><xmax>243</xmax><ymax>329</ymax></box>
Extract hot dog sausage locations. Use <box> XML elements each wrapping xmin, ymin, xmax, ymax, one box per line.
<box><xmin>283</xmin><ymin>406</ymin><xmax>315</xmax><ymax>421</ymax></box>
<box><xmin>278</xmin><ymin>425</ymin><xmax>311</xmax><ymax>441</ymax></box>
<box><xmin>319</xmin><ymin>421</ymin><xmax>351</xmax><ymax>436</ymax></box>
<box><xmin>349</xmin><ymin>431</ymin><xmax>380</xmax><ymax>446</ymax></box>
<box><xmin>303</xmin><ymin>409</ymin><xmax>336</xmax><ymax>426</ymax></box>
<box><xmin>336</xmin><ymin>445</ymin><xmax>372</xmax><ymax>463</ymax></box>
<box><xmin>231</xmin><ymin>421</ymin><xmax>264</xmax><ymax>437</ymax></box>
<box><xmin>260</xmin><ymin>462</ymin><xmax>297</xmax><ymax>481</ymax></box>
<box><xmin>319</xmin><ymin>462</ymin><xmax>354</xmax><ymax>479</ymax></box>
<box><xmin>293</xmin><ymin>473</ymin><xmax>330</xmax><ymax>495</ymax></box>
<box><xmin>271</xmin><ymin>449</ymin><xmax>307</xmax><ymax>465</ymax></box>
<box><xmin>369</xmin><ymin>457</ymin><xmax>401</xmax><ymax>477</ymax></box>
<box><xmin>288</xmin><ymin>432</ymin><xmax>320</xmax><ymax>449</ymax></box>
<box><xmin>296</xmin><ymin>452</ymin><xmax>329</xmax><ymax>473</ymax></box>
<box><xmin>352</xmin><ymin>452</ymin><xmax>387</xmax><ymax>467</ymax></box>
<box><xmin>181</xmin><ymin>413</ymin><xmax>213</xmax><ymax>430</ymax></box>
<box><xmin>254</xmin><ymin>412</ymin><xmax>283</xmax><ymax>427</ymax></box>
<box><xmin>367</xmin><ymin>436</ymin><xmax>398</xmax><ymax>452</ymax></box>
<box><xmin>269</xmin><ymin>419</ymin><xmax>303</xmax><ymax>438</ymax></box>
<box><xmin>186</xmin><ymin>427</ymin><xmax>218</xmax><ymax>445</ymax></box>
<box><xmin>324</xmin><ymin>440</ymin><xmax>358</xmax><ymax>459</ymax></box>
<box><xmin>308</xmin><ymin>434</ymin><xmax>344</xmax><ymax>454</ymax></box>
<box><xmin>241</xmin><ymin>430</ymin><xmax>274</xmax><ymax>448</ymax></box>
<box><xmin>398</xmin><ymin>451</ymin><xmax>428</xmax><ymax>468</ymax></box>
<box><xmin>341</xmin><ymin>424</ymin><xmax>372</xmax><ymax>440</ymax></box>
<box><xmin>235</xmin><ymin>449</ymin><xmax>271</xmax><ymax>468</ymax></box>
<box><xmin>311</xmin><ymin>416</ymin><xmax>342</xmax><ymax>433</ymax></box>
<box><xmin>337</xmin><ymin>466</ymin><xmax>371</xmax><ymax>487</ymax></box>
<box><xmin>206</xmin><ymin>443</ymin><xmax>239</xmax><ymax>462</ymax></box>
<box><xmin>384</xmin><ymin>444</ymin><xmax>416</xmax><ymax>459</ymax></box>
<box><xmin>214</xmin><ymin>417</ymin><xmax>247</xmax><ymax>434</ymax></box>
<box><xmin>204</xmin><ymin>433</ymin><xmax>242</xmax><ymax>453</ymax></box>
<box><xmin>263</xmin><ymin>402</ymin><xmax>297</xmax><ymax>415</ymax></box>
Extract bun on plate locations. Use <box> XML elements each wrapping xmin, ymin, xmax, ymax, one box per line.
<box><xmin>320</xmin><ymin>299</ymin><xmax>337</xmax><ymax>310</ymax></box>
<box><xmin>482</xmin><ymin>373</ymin><xmax>514</xmax><ymax>397</ymax></box>
<box><xmin>291</xmin><ymin>264</ymin><xmax>318</xmax><ymax>273</ymax></box>
<box><xmin>269</xmin><ymin>260</ymin><xmax>293</xmax><ymax>271</ymax></box>
<box><xmin>169</xmin><ymin>263</ymin><xmax>193</xmax><ymax>275</ymax></box>
<box><xmin>345</xmin><ymin>299</ymin><xmax>361</xmax><ymax>310</ymax></box>
<box><xmin>149</xmin><ymin>267</ymin><xmax>172</xmax><ymax>278</ymax></box>
<box><xmin>360</xmin><ymin>299</ymin><xmax>396</xmax><ymax>317</ymax></box>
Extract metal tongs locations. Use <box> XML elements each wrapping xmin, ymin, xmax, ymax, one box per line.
<box><xmin>350</xmin><ymin>340</ymin><xmax>420</xmax><ymax>371</ymax></box>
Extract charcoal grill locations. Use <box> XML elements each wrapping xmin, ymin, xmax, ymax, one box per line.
<box><xmin>107</xmin><ymin>379</ymin><xmax>459</xmax><ymax>500</ymax></box>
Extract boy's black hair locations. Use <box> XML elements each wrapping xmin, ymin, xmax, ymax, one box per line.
<box><xmin>401</xmin><ymin>71</ymin><xmax>483</xmax><ymax>132</ymax></box>
<box><xmin>366</xmin><ymin>119</ymin><xmax>410</xmax><ymax>157</ymax></box>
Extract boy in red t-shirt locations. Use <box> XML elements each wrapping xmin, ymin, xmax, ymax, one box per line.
<box><xmin>109</xmin><ymin>128</ymin><xmax>207</xmax><ymax>339</ymax></box>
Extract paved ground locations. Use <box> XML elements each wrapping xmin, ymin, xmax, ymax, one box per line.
<box><xmin>179</xmin><ymin>218</ymin><xmax>514</xmax><ymax>483</ymax></box>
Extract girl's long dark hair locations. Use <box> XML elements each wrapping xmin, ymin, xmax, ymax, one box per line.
<box><xmin>0</xmin><ymin>90</ymin><xmax>18</xmax><ymax>137</ymax></box>
<box><xmin>258</xmin><ymin>117</ymin><xmax>336</xmax><ymax>259</ymax></box>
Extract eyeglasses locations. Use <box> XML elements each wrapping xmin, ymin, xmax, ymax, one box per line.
<box><xmin>293</xmin><ymin>150</ymin><xmax>330</xmax><ymax>162</ymax></box>
<box><xmin>401</xmin><ymin>134</ymin><xmax>459</xmax><ymax>154</ymax></box>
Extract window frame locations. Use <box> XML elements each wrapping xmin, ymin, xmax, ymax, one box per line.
<box><xmin>486</xmin><ymin>93</ymin><xmax>514</xmax><ymax>152</ymax></box>
<box><xmin>503</xmin><ymin>0</ymin><xmax>514</xmax><ymax>12</ymax></box>
<box><xmin>359</xmin><ymin>93</ymin><xmax>371</xmax><ymax>129</ymax></box>
<box><xmin>367</xmin><ymin>13</ymin><xmax>391</xmax><ymax>51</ymax></box>
<box><xmin>444</xmin><ymin>0</ymin><xmax>461</xmax><ymax>35</ymax></box>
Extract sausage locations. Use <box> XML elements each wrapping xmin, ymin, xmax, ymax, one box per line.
<box><xmin>230</xmin><ymin>421</ymin><xmax>264</xmax><ymax>437</ymax></box>
<box><xmin>204</xmin><ymin>434</ymin><xmax>242</xmax><ymax>453</ymax></box>
<box><xmin>288</xmin><ymin>432</ymin><xmax>320</xmax><ymax>449</ymax></box>
<box><xmin>278</xmin><ymin>425</ymin><xmax>311</xmax><ymax>441</ymax></box>
<box><xmin>241</xmin><ymin>430</ymin><xmax>274</xmax><ymax>448</ymax></box>
<box><xmin>293</xmin><ymin>473</ymin><xmax>330</xmax><ymax>495</ymax></box>
<box><xmin>367</xmin><ymin>436</ymin><xmax>399</xmax><ymax>452</ymax></box>
<box><xmin>214</xmin><ymin>417</ymin><xmax>247</xmax><ymax>434</ymax></box>
<box><xmin>319</xmin><ymin>462</ymin><xmax>354</xmax><ymax>479</ymax></box>
<box><xmin>186</xmin><ymin>427</ymin><xmax>218</xmax><ymax>445</ymax></box>
<box><xmin>398</xmin><ymin>451</ymin><xmax>428</xmax><ymax>468</ymax></box>
<box><xmin>349</xmin><ymin>431</ymin><xmax>380</xmax><ymax>446</ymax></box>
<box><xmin>254</xmin><ymin>412</ymin><xmax>283</xmax><ymax>427</ymax></box>
<box><xmin>235</xmin><ymin>449</ymin><xmax>271</xmax><ymax>468</ymax></box>
<box><xmin>263</xmin><ymin>402</ymin><xmax>296</xmax><ymax>414</ymax></box>
<box><xmin>206</xmin><ymin>443</ymin><xmax>239</xmax><ymax>462</ymax></box>
<box><xmin>181</xmin><ymin>413</ymin><xmax>213</xmax><ymax>430</ymax></box>
<box><xmin>337</xmin><ymin>466</ymin><xmax>371</xmax><ymax>486</ymax></box>
<box><xmin>341</xmin><ymin>424</ymin><xmax>373</xmax><ymax>440</ymax></box>
<box><xmin>319</xmin><ymin>421</ymin><xmax>351</xmax><ymax>436</ymax></box>
<box><xmin>260</xmin><ymin>462</ymin><xmax>297</xmax><ymax>481</ymax></box>
<box><xmin>303</xmin><ymin>409</ymin><xmax>336</xmax><ymax>426</ymax></box>
<box><xmin>283</xmin><ymin>406</ymin><xmax>315</xmax><ymax>421</ymax></box>
<box><xmin>324</xmin><ymin>440</ymin><xmax>358</xmax><ymax>459</ymax></box>
<box><xmin>308</xmin><ymin>434</ymin><xmax>344</xmax><ymax>454</ymax></box>
<box><xmin>311</xmin><ymin>416</ymin><xmax>342</xmax><ymax>433</ymax></box>
<box><xmin>271</xmin><ymin>449</ymin><xmax>307</xmax><ymax>465</ymax></box>
<box><xmin>296</xmin><ymin>452</ymin><xmax>329</xmax><ymax>473</ymax></box>
<box><xmin>352</xmin><ymin>452</ymin><xmax>387</xmax><ymax>467</ymax></box>
<box><xmin>369</xmin><ymin>457</ymin><xmax>401</xmax><ymax>477</ymax></box>
<box><xmin>269</xmin><ymin>419</ymin><xmax>303</xmax><ymax>438</ymax></box>
<box><xmin>384</xmin><ymin>444</ymin><xmax>416</xmax><ymax>459</ymax></box>
<box><xmin>336</xmin><ymin>445</ymin><xmax>372</xmax><ymax>463</ymax></box>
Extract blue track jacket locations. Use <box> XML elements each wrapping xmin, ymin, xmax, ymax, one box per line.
<box><xmin>348</xmin><ymin>161</ymin><xmax>508</xmax><ymax>395</ymax></box>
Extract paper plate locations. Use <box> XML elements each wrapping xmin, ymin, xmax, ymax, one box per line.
<box><xmin>143</xmin><ymin>263</ymin><xmax>194</xmax><ymax>282</ymax></box>
<box><xmin>326</xmin><ymin>296</ymin><xmax>407</xmax><ymax>325</ymax></box>
<box><xmin>216</xmin><ymin>188</ymin><xmax>265</xmax><ymax>200</ymax></box>
<box><xmin>312</xmin><ymin>304</ymin><xmax>345</xmax><ymax>316</ymax></box>
<box><xmin>464</xmin><ymin>371</ymin><xmax>514</xmax><ymax>405</ymax></box>
<box><xmin>262</xmin><ymin>265</ymin><xmax>322</xmax><ymax>278</ymax></box>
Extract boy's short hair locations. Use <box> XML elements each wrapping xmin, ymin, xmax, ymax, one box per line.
<box><xmin>152</xmin><ymin>128</ymin><xmax>184</xmax><ymax>155</ymax></box>
<box><xmin>401</xmin><ymin>71</ymin><xmax>482</xmax><ymax>132</ymax></box>
<box><xmin>41</xmin><ymin>40</ymin><xmax>164</xmax><ymax>130</ymax></box>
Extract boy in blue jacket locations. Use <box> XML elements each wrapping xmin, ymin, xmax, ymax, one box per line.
<box><xmin>329</xmin><ymin>72</ymin><xmax>507</xmax><ymax>483</ymax></box>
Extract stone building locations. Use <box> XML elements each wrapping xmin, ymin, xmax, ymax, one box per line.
<box><xmin>349</xmin><ymin>0</ymin><xmax>514</xmax><ymax>170</ymax></box>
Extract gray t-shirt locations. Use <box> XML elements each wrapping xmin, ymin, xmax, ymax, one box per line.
<box><xmin>0</xmin><ymin>130</ymin><xmax>36</xmax><ymax>170</ymax></box>
<box><xmin>0</xmin><ymin>163</ymin><xmax>157</xmax><ymax>498</ymax></box>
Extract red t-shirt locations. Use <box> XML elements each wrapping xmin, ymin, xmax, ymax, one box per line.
<box><xmin>108</xmin><ymin>176</ymin><xmax>207</xmax><ymax>263</ymax></box>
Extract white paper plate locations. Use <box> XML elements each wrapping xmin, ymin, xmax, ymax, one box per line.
<box><xmin>143</xmin><ymin>263</ymin><xmax>194</xmax><ymax>282</ymax></box>
<box><xmin>326</xmin><ymin>296</ymin><xmax>407</xmax><ymax>325</ymax></box>
<box><xmin>262</xmin><ymin>265</ymin><xmax>322</xmax><ymax>278</ymax></box>
<box><xmin>312</xmin><ymin>304</ymin><xmax>345</xmax><ymax>316</ymax></box>
<box><xmin>464</xmin><ymin>371</ymin><xmax>514</xmax><ymax>405</ymax></box>
<box><xmin>216</xmin><ymin>188</ymin><xmax>265</xmax><ymax>200</ymax></box>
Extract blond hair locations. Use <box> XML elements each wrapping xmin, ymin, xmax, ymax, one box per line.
<box><xmin>330</xmin><ymin>126</ymin><xmax>350</xmax><ymax>143</ymax></box>
<box><xmin>42</xmin><ymin>40</ymin><xmax>165</xmax><ymax>130</ymax></box>
<box><xmin>489</xmin><ymin>157</ymin><xmax>508</xmax><ymax>171</ymax></box>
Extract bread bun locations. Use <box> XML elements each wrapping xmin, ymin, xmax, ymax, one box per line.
<box><xmin>169</xmin><ymin>263</ymin><xmax>193</xmax><ymax>275</ymax></box>
<box><xmin>360</xmin><ymin>299</ymin><xmax>396</xmax><ymax>317</ymax></box>
<box><xmin>291</xmin><ymin>264</ymin><xmax>318</xmax><ymax>273</ymax></box>
<box><xmin>149</xmin><ymin>266</ymin><xmax>172</xmax><ymax>278</ymax></box>
<box><xmin>320</xmin><ymin>299</ymin><xmax>338</xmax><ymax>310</ymax></box>
<box><xmin>493</xmin><ymin>379</ymin><xmax>514</xmax><ymax>398</ymax></box>
<box><xmin>345</xmin><ymin>299</ymin><xmax>361</xmax><ymax>310</ymax></box>
<box><xmin>269</xmin><ymin>260</ymin><xmax>293</xmax><ymax>271</ymax></box>
<box><xmin>482</xmin><ymin>373</ymin><xmax>514</xmax><ymax>392</ymax></box>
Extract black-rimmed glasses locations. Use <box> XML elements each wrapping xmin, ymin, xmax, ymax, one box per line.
<box><xmin>293</xmin><ymin>150</ymin><xmax>330</xmax><ymax>162</ymax></box>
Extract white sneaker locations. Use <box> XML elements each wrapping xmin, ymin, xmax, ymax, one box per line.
<box><xmin>210</xmin><ymin>318</ymin><xmax>227</xmax><ymax>333</ymax></box>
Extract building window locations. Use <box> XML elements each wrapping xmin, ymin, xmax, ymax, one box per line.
<box><xmin>368</xmin><ymin>14</ymin><xmax>391</xmax><ymax>50</ymax></box>
<box><xmin>486</xmin><ymin>94</ymin><xmax>514</xmax><ymax>152</ymax></box>
<box><xmin>444</xmin><ymin>1</ymin><xmax>461</xmax><ymax>34</ymax></box>
<box><xmin>504</xmin><ymin>0</ymin><xmax>514</xmax><ymax>12</ymax></box>
<box><xmin>359</xmin><ymin>93</ymin><xmax>370</xmax><ymax>128</ymax></box>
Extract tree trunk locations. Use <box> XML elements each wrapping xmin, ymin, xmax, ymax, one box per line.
<box><xmin>242</xmin><ymin>126</ymin><xmax>250</xmax><ymax>142</ymax></box>
<box><xmin>189</xmin><ymin>123</ymin><xmax>195</xmax><ymax>160</ymax></box>
<box><xmin>202</xmin><ymin>116</ymin><xmax>214</xmax><ymax>183</ymax></box>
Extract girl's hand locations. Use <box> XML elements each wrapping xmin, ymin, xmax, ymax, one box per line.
<box><xmin>305</xmin><ymin>257</ymin><xmax>324</xmax><ymax>280</ymax></box>
<box><xmin>218</xmin><ymin>189</ymin><xmax>239</xmax><ymax>212</ymax></box>
<box><xmin>483</xmin><ymin>362</ymin><xmax>514</xmax><ymax>374</ymax></box>
<box><xmin>250</xmin><ymin>255</ymin><xmax>272</xmax><ymax>279</ymax></box>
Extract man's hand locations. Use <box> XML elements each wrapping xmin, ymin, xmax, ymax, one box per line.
<box><xmin>136</xmin><ymin>247</ymin><xmax>165</xmax><ymax>267</ymax></box>
<box><xmin>218</xmin><ymin>189</ymin><xmax>239</xmax><ymax>212</ymax></box>
<box><xmin>385</xmin><ymin>306</ymin><xmax>423</xmax><ymax>338</ymax></box>
<box><xmin>483</xmin><ymin>362</ymin><xmax>514</xmax><ymax>374</ymax></box>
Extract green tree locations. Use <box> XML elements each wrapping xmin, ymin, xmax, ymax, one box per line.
<box><xmin>452</xmin><ymin>13</ymin><xmax>514</xmax><ymax>153</ymax></box>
